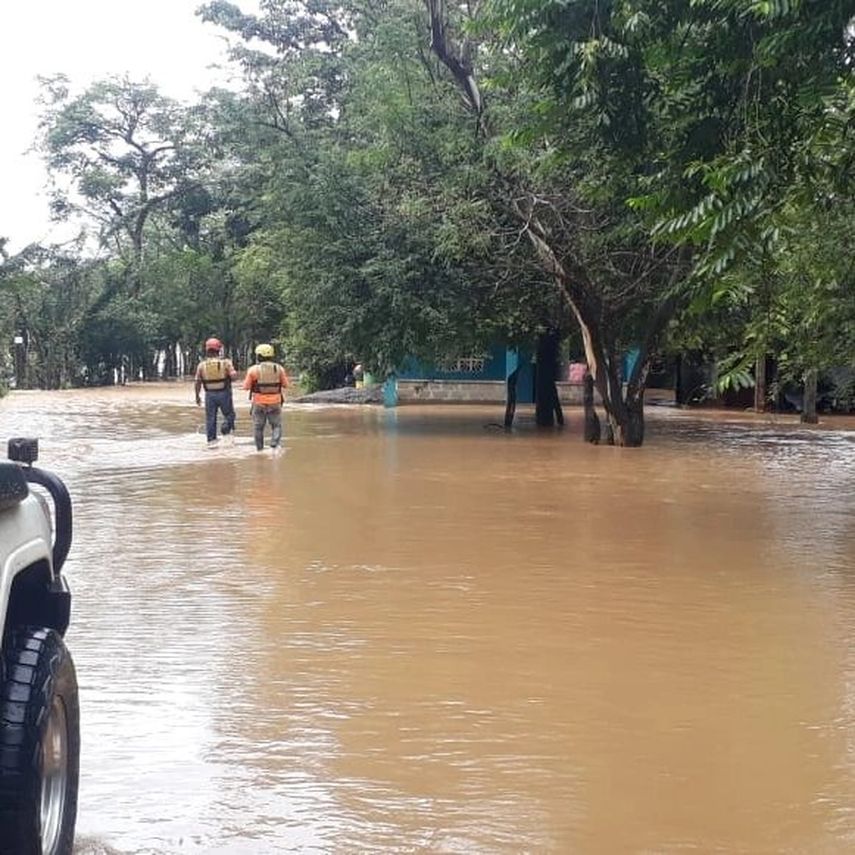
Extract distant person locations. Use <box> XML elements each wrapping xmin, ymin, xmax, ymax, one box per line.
<box><xmin>195</xmin><ymin>337</ymin><xmax>237</xmax><ymax>446</ymax></box>
<box><xmin>353</xmin><ymin>363</ymin><xmax>364</xmax><ymax>389</ymax></box>
<box><xmin>244</xmin><ymin>343</ymin><xmax>289</xmax><ymax>451</ymax></box>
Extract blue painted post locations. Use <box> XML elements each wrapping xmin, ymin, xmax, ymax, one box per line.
<box><xmin>383</xmin><ymin>374</ymin><xmax>398</xmax><ymax>408</ymax></box>
<box><xmin>505</xmin><ymin>348</ymin><xmax>520</xmax><ymax>379</ymax></box>
<box><xmin>623</xmin><ymin>347</ymin><xmax>641</xmax><ymax>383</ymax></box>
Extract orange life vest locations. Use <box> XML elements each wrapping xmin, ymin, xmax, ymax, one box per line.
<box><xmin>251</xmin><ymin>361</ymin><xmax>284</xmax><ymax>396</ymax></box>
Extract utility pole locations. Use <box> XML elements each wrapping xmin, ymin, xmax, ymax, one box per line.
<box><xmin>13</xmin><ymin>333</ymin><xmax>26</xmax><ymax>390</ymax></box>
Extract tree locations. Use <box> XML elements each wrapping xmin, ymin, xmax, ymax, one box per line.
<box><xmin>0</xmin><ymin>241</ymin><xmax>100</xmax><ymax>389</ymax></box>
<box><xmin>32</xmin><ymin>76</ymin><xmax>278</xmax><ymax>382</ymax></box>
<box><xmin>201</xmin><ymin>0</ymin><xmax>562</xmax><ymax>388</ymax></box>
<box><xmin>422</xmin><ymin>0</ymin><xmax>691</xmax><ymax>443</ymax></box>
<box><xmin>668</xmin><ymin>41</ymin><xmax>855</xmax><ymax>417</ymax></box>
<box><xmin>423</xmin><ymin>0</ymin><xmax>855</xmax><ymax>442</ymax></box>
<box><xmin>37</xmin><ymin>76</ymin><xmax>215</xmax><ymax>290</ymax></box>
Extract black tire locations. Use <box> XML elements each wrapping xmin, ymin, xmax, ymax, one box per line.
<box><xmin>0</xmin><ymin>627</ymin><xmax>80</xmax><ymax>855</ymax></box>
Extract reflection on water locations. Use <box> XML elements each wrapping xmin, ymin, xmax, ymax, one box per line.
<box><xmin>2</xmin><ymin>385</ymin><xmax>855</xmax><ymax>853</ymax></box>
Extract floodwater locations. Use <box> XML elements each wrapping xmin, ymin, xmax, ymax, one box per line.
<box><xmin>2</xmin><ymin>384</ymin><xmax>855</xmax><ymax>854</ymax></box>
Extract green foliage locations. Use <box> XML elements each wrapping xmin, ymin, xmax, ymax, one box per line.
<box><xmin>202</xmin><ymin>0</ymin><xmax>563</xmax><ymax>384</ymax></box>
<box><xmin>481</xmin><ymin>0</ymin><xmax>854</xmax><ymax>421</ymax></box>
<box><xmin>672</xmin><ymin>70</ymin><xmax>855</xmax><ymax>395</ymax></box>
<box><xmin>37</xmin><ymin>76</ymin><xmax>215</xmax><ymax>264</ymax></box>
<box><xmin>0</xmin><ymin>242</ymin><xmax>102</xmax><ymax>388</ymax></box>
<box><xmin>20</xmin><ymin>76</ymin><xmax>286</xmax><ymax>384</ymax></box>
<box><xmin>3</xmin><ymin>0</ymin><xmax>851</xmax><ymax>417</ymax></box>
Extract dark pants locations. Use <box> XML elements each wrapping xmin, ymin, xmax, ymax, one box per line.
<box><xmin>251</xmin><ymin>403</ymin><xmax>282</xmax><ymax>450</ymax></box>
<box><xmin>205</xmin><ymin>389</ymin><xmax>235</xmax><ymax>442</ymax></box>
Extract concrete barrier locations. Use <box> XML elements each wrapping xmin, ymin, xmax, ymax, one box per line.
<box><xmin>397</xmin><ymin>379</ymin><xmax>596</xmax><ymax>405</ymax></box>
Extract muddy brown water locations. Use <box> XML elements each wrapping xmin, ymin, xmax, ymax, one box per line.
<box><xmin>1</xmin><ymin>385</ymin><xmax>854</xmax><ymax>853</ymax></box>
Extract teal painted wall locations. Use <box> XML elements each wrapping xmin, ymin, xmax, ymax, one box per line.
<box><xmin>396</xmin><ymin>346</ymin><xmax>536</xmax><ymax>404</ymax></box>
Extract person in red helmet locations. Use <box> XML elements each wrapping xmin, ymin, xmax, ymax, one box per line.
<box><xmin>194</xmin><ymin>337</ymin><xmax>237</xmax><ymax>445</ymax></box>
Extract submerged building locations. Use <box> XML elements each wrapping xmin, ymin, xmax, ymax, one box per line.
<box><xmin>389</xmin><ymin>346</ymin><xmax>593</xmax><ymax>405</ymax></box>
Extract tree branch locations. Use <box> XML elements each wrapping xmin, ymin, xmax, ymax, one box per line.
<box><xmin>424</xmin><ymin>0</ymin><xmax>484</xmax><ymax>120</ymax></box>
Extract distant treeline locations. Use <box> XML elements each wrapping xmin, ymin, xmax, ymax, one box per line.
<box><xmin>1</xmin><ymin>0</ymin><xmax>853</xmax><ymax>443</ymax></box>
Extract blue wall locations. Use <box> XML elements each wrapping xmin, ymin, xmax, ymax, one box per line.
<box><xmin>397</xmin><ymin>345</ymin><xmax>508</xmax><ymax>382</ymax></box>
<box><xmin>397</xmin><ymin>346</ymin><xmax>535</xmax><ymax>403</ymax></box>
<box><xmin>396</xmin><ymin>344</ymin><xmax>642</xmax><ymax>406</ymax></box>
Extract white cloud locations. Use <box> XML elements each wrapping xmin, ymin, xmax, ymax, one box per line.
<box><xmin>0</xmin><ymin>0</ymin><xmax>247</xmax><ymax>251</ymax></box>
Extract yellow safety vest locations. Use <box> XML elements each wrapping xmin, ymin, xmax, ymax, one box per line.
<box><xmin>200</xmin><ymin>358</ymin><xmax>231</xmax><ymax>391</ymax></box>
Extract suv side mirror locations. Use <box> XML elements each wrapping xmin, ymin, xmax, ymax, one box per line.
<box><xmin>8</xmin><ymin>437</ymin><xmax>39</xmax><ymax>465</ymax></box>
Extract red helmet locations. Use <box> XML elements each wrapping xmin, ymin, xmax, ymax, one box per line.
<box><xmin>205</xmin><ymin>337</ymin><xmax>223</xmax><ymax>352</ymax></box>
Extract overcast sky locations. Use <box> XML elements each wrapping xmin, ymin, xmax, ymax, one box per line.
<box><xmin>0</xmin><ymin>0</ymin><xmax>247</xmax><ymax>251</ymax></box>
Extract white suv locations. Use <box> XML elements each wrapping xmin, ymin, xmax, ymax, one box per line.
<box><xmin>0</xmin><ymin>438</ymin><xmax>78</xmax><ymax>855</ymax></box>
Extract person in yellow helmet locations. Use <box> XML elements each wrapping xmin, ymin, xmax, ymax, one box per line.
<box><xmin>194</xmin><ymin>337</ymin><xmax>237</xmax><ymax>445</ymax></box>
<box><xmin>243</xmin><ymin>343</ymin><xmax>289</xmax><ymax>451</ymax></box>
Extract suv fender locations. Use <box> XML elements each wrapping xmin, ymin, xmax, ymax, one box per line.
<box><xmin>0</xmin><ymin>493</ymin><xmax>56</xmax><ymax>641</ymax></box>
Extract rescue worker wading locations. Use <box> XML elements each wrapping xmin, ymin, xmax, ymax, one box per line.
<box><xmin>195</xmin><ymin>337</ymin><xmax>237</xmax><ymax>445</ymax></box>
<box><xmin>244</xmin><ymin>343</ymin><xmax>289</xmax><ymax>451</ymax></box>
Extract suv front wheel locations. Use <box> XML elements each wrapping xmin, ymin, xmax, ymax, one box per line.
<box><xmin>0</xmin><ymin>626</ymin><xmax>80</xmax><ymax>855</ymax></box>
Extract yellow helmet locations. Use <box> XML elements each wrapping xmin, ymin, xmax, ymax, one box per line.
<box><xmin>255</xmin><ymin>343</ymin><xmax>275</xmax><ymax>359</ymax></box>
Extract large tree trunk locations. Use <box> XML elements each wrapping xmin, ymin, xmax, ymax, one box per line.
<box><xmin>754</xmin><ymin>355</ymin><xmax>767</xmax><ymax>412</ymax></box>
<box><xmin>623</xmin><ymin>385</ymin><xmax>645</xmax><ymax>446</ymax></box>
<box><xmin>801</xmin><ymin>368</ymin><xmax>818</xmax><ymax>424</ymax></box>
<box><xmin>674</xmin><ymin>353</ymin><xmax>683</xmax><ymax>405</ymax></box>
<box><xmin>585</xmin><ymin>330</ymin><xmax>650</xmax><ymax>447</ymax></box>
<box><xmin>583</xmin><ymin>372</ymin><xmax>601</xmax><ymax>443</ymax></box>
<box><xmin>575</xmin><ymin>323</ymin><xmax>631</xmax><ymax>446</ymax></box>
<box><xmin>504</xmin><ymin>366</ymin><xmax>519</xmax><ymax>429</ymax></box>
<box><xmin>535</xmin><ymin>331</ymin><xmax>564</xmax><ymax>427</ymax></box>
<box><xmin>552</xmin><ymin>382</ymin><xmax>565</xmax><ymax>426</ymax></box>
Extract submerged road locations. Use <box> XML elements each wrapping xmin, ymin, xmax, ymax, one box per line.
<box><xmin>2</xmin><ymin>384</ymin><xmax>854</xmax><ymax>853</ymax></box>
